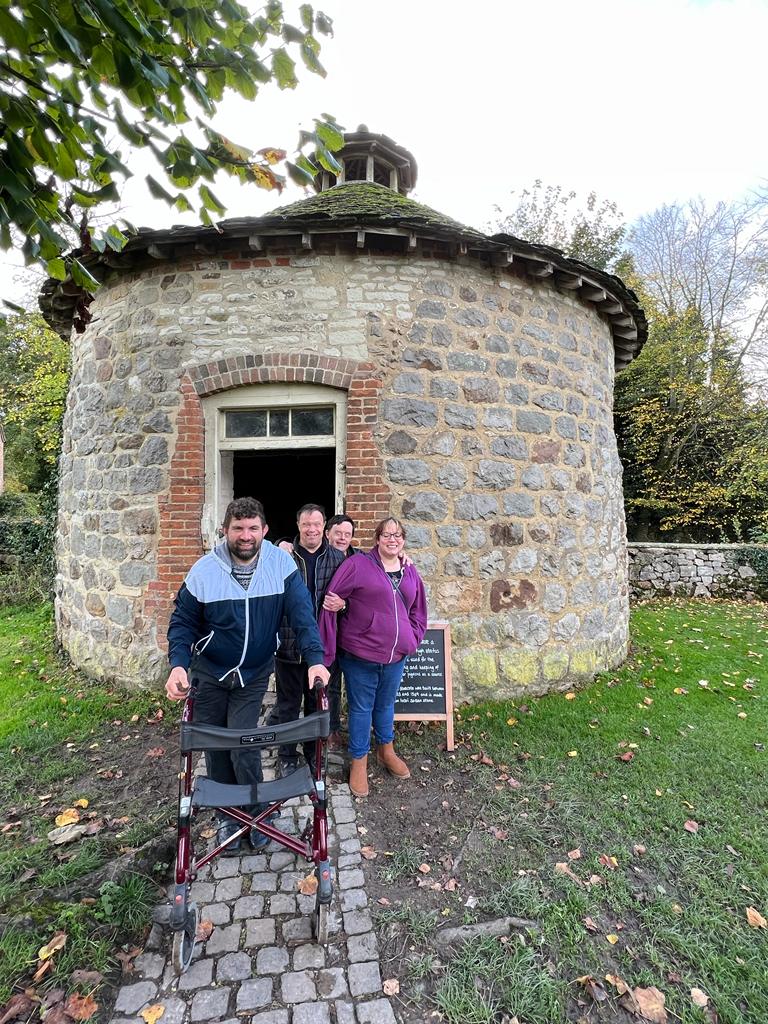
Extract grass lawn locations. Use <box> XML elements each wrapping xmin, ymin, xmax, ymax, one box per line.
<box><xmin>0</xmin><ymin>603</ymin><xmax>175</xmax><ymax>1004</ymax></box>
<box><xmin>366</xmin><ymin>600</ymin><xmax>768</xmax><ymax>1024</ymax></box>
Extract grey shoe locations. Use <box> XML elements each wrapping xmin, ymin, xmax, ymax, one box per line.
<box><xmin>217</xmin><ymin>821</ymin><xmax>242</xmax><ymax>856</ymax></box>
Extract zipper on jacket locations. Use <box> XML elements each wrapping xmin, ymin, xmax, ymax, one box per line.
<box><xmin>388</xmin><ymin>585</ymin><xmax>400</xmax><ymax>664</ymax></box>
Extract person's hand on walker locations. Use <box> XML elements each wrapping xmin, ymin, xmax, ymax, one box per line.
<box><xmin>308</xmin><ymin>664</ymin><xmax>330</xmax><ymax>688</ymax></box>
<box><xmin>166</xmin><ymin>666</ymin><xmax>190</xmax><ymax>701</ymax></box>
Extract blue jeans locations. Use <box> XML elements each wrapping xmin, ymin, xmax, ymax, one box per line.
<box><xmin>338</xmin><ymin>651</ymin><xmax>407</xmax><ymax>759</ymax></box>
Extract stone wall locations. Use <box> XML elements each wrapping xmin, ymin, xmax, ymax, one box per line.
<box><xmin>628</xmin><ymin>543</ymin><xmax>768</xmax><ymax>600</ymax></box>
<box><xmin>56</xmin><ymin>241</ymin><xmax>629</xmax><ymax>697</ymax></box>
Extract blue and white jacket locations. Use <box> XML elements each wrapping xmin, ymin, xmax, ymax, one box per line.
<box><xmin>167</xmin><ymin>540</ymin><xmax>324</xmax><ymax>685</ymax></box>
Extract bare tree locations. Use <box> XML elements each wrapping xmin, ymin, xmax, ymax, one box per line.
<box><xmin>628</xmin><ymin>192</ymin><xmax>768</xmax><ymax>387</ymax></box>
<box><xmin>492</xmin><ymin>180</ymin><xmax>626</xmax><ymax>271</ymax></box>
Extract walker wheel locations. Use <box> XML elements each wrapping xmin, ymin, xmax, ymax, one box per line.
<box><xmin>171</xmin><ymin>901</ymin><xmax>199</xmax><ymax>974</ymax></box>
<box><xmin>312</xmin><ymin>898</ymin><xmax>330</xmax><ymax>945</ymax></box>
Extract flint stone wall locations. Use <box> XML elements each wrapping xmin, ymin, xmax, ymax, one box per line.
<box><xmin>628</xmin><ymin>543</ymin><xmax>768</xmax><ymax>600</ymax></box>
<box><xmin>57</xmin><ymin>245</ymin><xmax>629</xmax><ymax>697</ymax></box>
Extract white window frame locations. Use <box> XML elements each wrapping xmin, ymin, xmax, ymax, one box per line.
<box><xmin>201</xmin><ymin>383</ymin><xmax>347</xmax><ymax>549</ymax></box>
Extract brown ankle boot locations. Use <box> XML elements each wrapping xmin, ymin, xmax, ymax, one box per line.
<box><xmin>376</xmin><ymin>742</ymin><xmax>411</xmax><ymax>779</ymax></box>
<box><xmin>349</xmin><ymin>755</ymin><xmax>369</xmax><ymax>797</ymax></box>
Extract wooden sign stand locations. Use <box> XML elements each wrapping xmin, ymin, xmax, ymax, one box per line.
<box><xmin>394</xmin><ymin>621</ymin><xmax>454</xmax><ymax>751</ymax></box>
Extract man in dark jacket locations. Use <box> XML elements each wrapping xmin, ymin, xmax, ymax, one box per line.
<box><xmin>270</xmin><ymin>503</ymin><xmax>344</xmax><ymax>775</ymax></box>
<box><xmin>165</xmin><ymin>496</ymin><xmax>329</xmax><ymax>854</ymax></box>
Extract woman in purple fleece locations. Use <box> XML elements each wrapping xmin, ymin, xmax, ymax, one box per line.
<box><xmin>319</xmin><ymin>517</ymin><xmax>428</xmax><ymax>797</ymax></box>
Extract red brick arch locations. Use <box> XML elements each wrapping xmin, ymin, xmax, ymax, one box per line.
<box><xmin>146</xmin><ymin>353</ymin><xmax>388</xmax><ymax>648</ymax></box>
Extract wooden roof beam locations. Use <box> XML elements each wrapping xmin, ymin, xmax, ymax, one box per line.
<box><xmin>248</xmin><ymin>234</ymin><xmax>264</xmax><ymax>251</ymax></box>
<box><xmin>357</xmin><ymin>230</ymin><xmax>366</xmax><ymax>249</ymax></box>
<box><xmin>491</xmin><ymin>251</ymin><xmax>514</xmax><ymax>267</ymax></box>
<box><xmin>301</xmin><ymin>233</ymin><xmax>313</xmax><ymax>249</ymax></box>
<box><xmin>612</xmin><ymin>325</ymin><xmax>638</xmax><ymax>341</ymax></box>
<box><xmin>554</xmin><ymin>271</ymin><xmax>582</xmax><ymax>290</ymax></box>
<box><xmin>528</xmin><ymin>261</ymin><xmax>554</xmax><ymax>278</ymax></box>
<box><xmin>580</xmin><ymin>284</ymin><xmax>607</xmax><ymax>302</ymax></box>
<box><xmin>598</xmin><ymin>298</ymin><xmax>623</xmax><ymax>314</ymax></box>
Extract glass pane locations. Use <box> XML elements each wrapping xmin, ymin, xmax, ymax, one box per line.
<box><xmin>292</xmin><ymin>407</ymin><xmax>334</xmax><ymax>435</ymax></box>
<box><xmin>269</xmin><ymin>410</ymin><xmax>289</xmax><ymax>436</ymax></box>
<box><xmin>225</xmin><ymin>410</ymin><xmax>267</xmax><ymax>438</ymax></box>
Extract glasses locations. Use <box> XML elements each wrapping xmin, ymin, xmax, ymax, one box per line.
<box><xmin>380</xmin><ymin>532</ymin><xmax>404</xmax><ymax>540</ymax></box>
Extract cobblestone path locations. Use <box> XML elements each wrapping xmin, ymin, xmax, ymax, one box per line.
<box><xmin>109</xmin><ymin>752</ymin><xmax>395</xmax><ymax>1024</ymax></box>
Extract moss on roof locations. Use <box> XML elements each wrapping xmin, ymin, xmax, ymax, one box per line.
<box><xmin>258</xmin><ymin>181</ymin><xmax>486</xmax><ymax>239</ymax></box>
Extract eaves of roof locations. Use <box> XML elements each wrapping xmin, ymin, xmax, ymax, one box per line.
<box><xmin>39</xmin><ymin>182</ymin><xmax>646</xmax><ymax>368</ymax></box>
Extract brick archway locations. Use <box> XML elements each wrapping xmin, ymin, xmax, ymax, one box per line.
<box><xmin>146</xmin><ymin>353</ymin><xmax>388</xmax><ymax>647</ymax></box>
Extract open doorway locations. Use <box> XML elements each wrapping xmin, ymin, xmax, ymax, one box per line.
<box><xmin>233</xmin><ymin>448</ymin><xmax>336</xmax><ymax>541</ymax></box>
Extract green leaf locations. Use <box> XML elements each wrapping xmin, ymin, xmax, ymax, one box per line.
<box><xmin>69</xmin><ymin>258</ymin><xmax>100</xmax><ymax>291</ymax></box>
<box><xmin>271</xmin><ymin>48</ymin><xmax>297</xmax><ymax>89</ymax></box>
<box><xmin>145</xmin><ymin>175</ymin><xmax>176</xmax><ymax>204</ymax></box>
<box><xmin>46</xmin><ymin>258</ymin><xmax>68</xmax><ymax>281</ymax></box>
<box><xmin>299</xmin><ymin>4</ymin><xmax>314</xmax><ymax>30</ymax></box>
<box><xmin>315</xmin><ymin>120</ymin><xmax>344</xmax><ymax>151</ymax></box>
<box><xmin>198</xmin><ymin>184</ymin><xmax>225</xmax><ymax>216</ymax></box>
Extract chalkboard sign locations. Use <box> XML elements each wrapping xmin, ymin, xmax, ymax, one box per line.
<box><xmin>395</xmin><ymin>622</ymin><xmax>454</xmax><ymax>751</ymax></box>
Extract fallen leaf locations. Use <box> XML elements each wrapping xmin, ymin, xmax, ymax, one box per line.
<box><xmin>41</xmin><ymin>1005</ymin><xmax>74</xmax><ymax>1024</ymax></box>
<box><xmin>70</xmin><ymin>970</ymin><xmax>103</xmax><ymax>986</ymax></box>
<box><xmin>554</xmin><ymin>862</ymin><xmax>582</xmax><ymax>885</ymax></box>
<box><xmin>584</xmin><ymin>916</ymin><xmax>599</xmax><ymax>932</ymax></box>
<box><xmin>444</xmin><ymin>877</ymin><xmax>458</xmax><ymax>891</ymax></box>
<box><xmin>55</xmin><ymin>808</ymin><xmax>80</xmax><ymax>827</ymax></box>
<box><xmin>746</xmin><ymin>906</ymin><xmax>767</xmax><ymax>929</ymax></box>
<box><xmin>0</xmin><ymin>993</ymin><xmax>36</xmax><ymax>1024</ymax></box>
<box><xmin>576</xmin><ymin>975</ymin><xmax>607</xmax><ymax>1002</ymax></box>
<box><xmin>360</xmin><ymin>846</ymin><xmax>378</xmax><ymax>860</ymax></box>
<box><xmin>627</xmin><ymin>985</ymin><xmax>668</xmax><ymax>1023</ymax></box>
<box><xmin>64</xmin><ymin>994</ymin><xmax>98</xmax><ymax>1021</ymax></box>
<box><xmin>145</xmin><ymin>747</ymin><xmax>165</xmax><ymax>758</ymax></box>
<box><xmin>598</xmin><ymin>854</ymin><xmax>618</xmax><ymax>870</ymax></box>
<box><xmin>139</xmin><ymin>1006</ymin><xmax>165</xmax><ymax>1024</ymax></box>
<box><xmin>691</xmin><ymin>988</ymin><xmax>709</xmax><ymax>1007</ymax></box>
<box><xmin>200</xmin><ymin>827</ymin><xmax>216</xmax><ymax>840</ymax></box>
<box><xmin>38</xmin><ymin>932</ymin><xmax>67</xmax><ymax>961</ymax></box>
<box><xmin>567</xmin><ymin>848</ymin><xmax>582</xmax><ymax>860</ymax></box>
<box><xmin>684</xmin><ymin>819</ymin><xmax>700</xmax><ymax>834</ymax></box>
<box><xmin>382</xmin><ymin>978</ymin><xmax>400</xmax><ymax>996</ymax></box>
<box><xmin>605</xmin><ymin>973</ymin><xmax>629</xmax><ymax>995</ymax></box>
<box><xmin>506</xmin><ymin>717</ymin><xmax>518</xmax><ymax>726</ymax></box>
<box><xmin>41</xmin><ymin>990</ymin><xmax>66</xmax><ymax>1010</ymax></box>
<box><xmin>565</xmin><ymin>692</ymin><xmax>576</xmax><ymax>700</ymax></box>
<box><xmin>619</xmin><ymin>752</ymin><xmax>635</xmax><ymax>762</ymax></box>
<box><xmin>297</xmin><ymin>873</ymin><xmax>319</xmax><ymax>895</ymax></box>
<box><xmin>195</xmin><ymin>919</ymin><xmax>214</xmax><ymax>942</ymax></box>
<box><xmin>47</xmin><ymin>823</ymin><xmax>88</xmax><ymax>845</ymax></box>
<box><xmin>73</xmin><ymin>799</ymin><xmax>89</xmax><ymax>809</ymax></box>
<box><xmin>115</xmin><ymin>946</ymin><xmax>142</xmax><ymax>974</ymax></box>
<box><xmin>377</xmin><ymin>897</ymin><xmax>391</xmax><ymax>906</ymax></box>
<box><xmin>606</xmin><ymin>933</ymin><xmax>619</xmax><ymax>945</ymax></box>
<box><xmin>633</xmin><ymin>844</ymin><xmax>647</xmax><ymax>856</ymax></box>
<box><xmin>489</xmin><ymin>827</ymin><xmax>509</xmax><ymax>841</ymax></box>
<box><xmin>32</xmin><ymin>960</ymin><xmax>53</xmax><ymax>983</ymax></box>
<box><xmin>738</xmin><ymin>712</ymin><xmax>747</xmax><ymax>719</ymax></box>
<box><xmin>567</xmin><ymin>750</ymin><xmax>578</xmax><ymax>757</ymax></box>
<box><xmin>673</xmin><ymin>687</ymin><xmax>688</xmax><ymax>695</ymax></box>
<box><xmin>418</xmin><ymin>863</ymin><xmax>432</xmax><ymax>874</ymax></box>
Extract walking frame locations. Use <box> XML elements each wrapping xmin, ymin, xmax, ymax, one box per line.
<box><xmin>169</xmin><ymin>678</ymin><xmax>332</xmax><ymax>973</ymax></box>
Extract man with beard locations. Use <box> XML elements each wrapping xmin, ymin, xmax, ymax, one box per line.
<box><xmin>165</xmin><ymin>497</ymin><xmax>329</xmax><ymax>854</ymax></box>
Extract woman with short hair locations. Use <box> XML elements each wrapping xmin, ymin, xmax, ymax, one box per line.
<box><xmin>319</xmin><ymin>517</ymin><xmax>428</xmax><ymax>797</ymax></box>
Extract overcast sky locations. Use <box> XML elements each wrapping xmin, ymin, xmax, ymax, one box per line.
<box><xmin>4</xmin><ymin>0</ymin><xmax>767</xmax><ymax>307</ymax></box>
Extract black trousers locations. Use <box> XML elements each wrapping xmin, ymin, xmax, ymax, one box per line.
<box><xmin>190</xmin><ymin>660</ymin><xmax>269</xmax><ymax>817</ymax></box>
<box><xmin>269</xmin><ymin>658</ymin><xmax>318</xmax><ymax>763</ymax></box>
<box><xmin>328</xmin><ymin>660</ymin><xmax>343</xmax><ymax>733</ymax></box>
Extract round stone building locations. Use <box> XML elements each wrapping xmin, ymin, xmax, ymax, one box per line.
<box><xmin>41</xmin><ymin>129</ymin><xmax>647</xmax><ymax>697</ymax></box>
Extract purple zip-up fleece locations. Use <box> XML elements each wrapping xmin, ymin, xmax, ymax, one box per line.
<box><xmin>319</xmin><ymin>549</ymin><xmax>428</xmax><ymax>666</ymax></box>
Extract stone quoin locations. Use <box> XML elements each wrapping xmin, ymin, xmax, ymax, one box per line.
<box><xmin>41</xmin><ymin>128</ymin><xmax>647</xmax><ymax>697</ymax></box>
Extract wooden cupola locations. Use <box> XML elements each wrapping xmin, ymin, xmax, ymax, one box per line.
<box><xmin>314</xmin><ymin>125</ymin><xmax>418</xmax><ymax>196</ymax></box>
